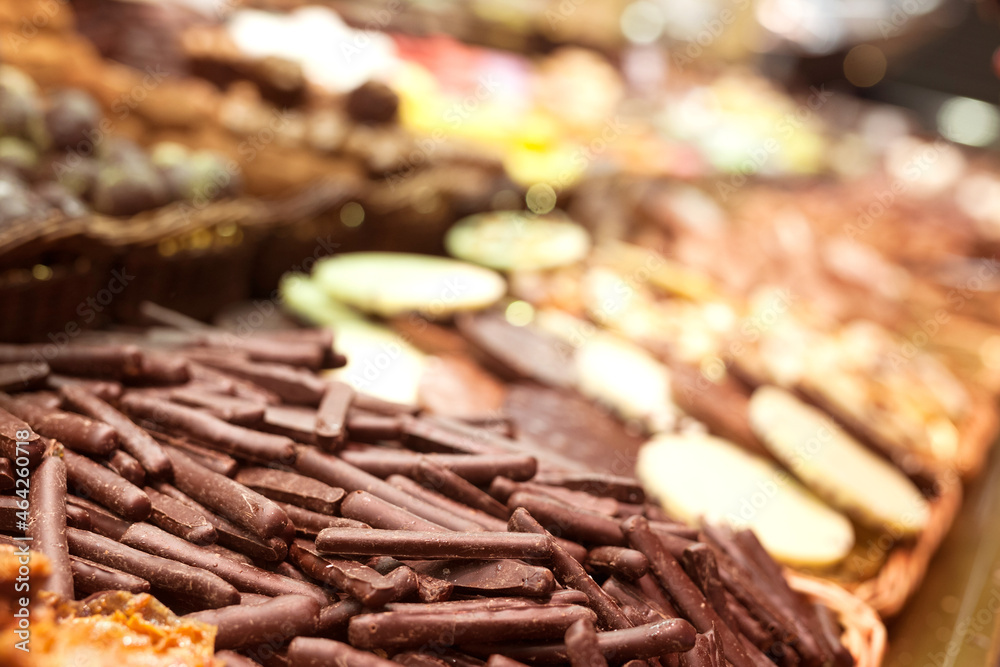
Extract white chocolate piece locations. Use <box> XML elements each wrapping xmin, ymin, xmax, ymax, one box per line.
<box><xmin>445</xmin><ymin>212</ymin><xmax>591</xmax><ymax>272</ymax></box>
<box><xmin>314</xmin><ymin>252</ymin><xmax>506</xmax><ymax>318</ymax></box>
<box><xmin>749</xmin><ymin>386</ymin><xmax>929</xmax><ymax>536</ymax></box>
<box><xmin>637</xmin><ymin>432</ymin><xmax>855</xmax><ymax>568</ymax></box>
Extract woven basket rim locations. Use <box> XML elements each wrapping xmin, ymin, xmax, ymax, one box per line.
<box><xmin>787</xmin><ymin>572</ymin><xmax>887</xmax><ymax>667</ymax></box>
<box><xmin>0</xmin><ymin>178</ymin><xmax>355</xmax><ymax>255</ymax></box>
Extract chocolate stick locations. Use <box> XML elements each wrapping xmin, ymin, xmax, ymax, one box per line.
<box><xmin>316</xmin><ymin>528</ymin><xmax>553</xmax><ymax>560</ymax></box>
<box><xmin>46</xmin><ymin>375</ymin><xmax>122</xmax><ymax>401</ymax></box>
<box><xmin>194</xmin><ymin>357</ymin><xmax>328</xmax><ymax>405</ymax></box>
<box><xmin>295</xmin><ymin>448</ymin><xmax>483</xmax><ymax>531</ymax></box>
<box><xmin>153</xmin><ymin>433</ymin><xmax>239</xmax><ymax>477</ymax></box>
<box><xmin>345</xmin><ymin>412</ymin><xmax>403</xmax><ymax>442</ymax></box>
<box><xmin>28</xmin><ymin>454</ymin><xmax>73</xmax><ymax>598</ymax></box>
<box><xmin>585</xmin><ymin>547</ymin><xmax>649</xmax><ymax>581</ymax></box>
<box><xmin>278</xmin><ymin>501</ymin><xmax>369</xmax><ymax>536</ymax></box>
<box><xmin>340</xmin><ymin>450</ymin><xmax>537</xmax><ymax>485</ymax></box>
<box><xmin>66</xmin><ymin>496</ymin><xmax>129</xmax><ymax>539</ymax></box>
<box><xmin>120</xmin><ymin>523</ymin><xmax>327</xmax><ymax>605</ymax></box>
<box><xmin>71</xmin><ymin>555</ymin><xmax>150</xmax><ymax>596</ymax></box>
<box><xmin>166</xmin><ymin>447</ymin><xmax>288</xmax><ymax>541</ymax></box>
<box><xmin>60</xmin><ymin>385</ymin><xmax>171</xmax><ymax>477</ymax></box>
<box><xmin>188</xmin><ymin>595</ymin><xmax>321</xmax><ymax>650</ymax></box>
<box><xmin>67</xmin><ymin>527</ymin><xmax>240</xmax><ymax>609</ymax></box>
<box><xmin>388</xmin><ymin>474</ymin><xmax>509</xmax><ymax>531</ymax></box>
<box><xmin>508</xmin><ymin>492</ymin><xmax>626</xmax><ymax>546</ymax></box>
<box><xmin>315</xmin><ymin>599</ymin><xmax>366</xmax><ymax>637</ymax></box>
<box><xmin>508</xmin><ymin>508</ymin><xmax>632</xmax><ymax>630</ymax></box>
<box><xmin>347</xmin><ymin>605</ymin><xmax>599</xmax><ymax>651</ymax></box>
<box><xmin>143</xmin><ymin>485</ymin><xmax>216</xmax><ymax>544</ymax></box>
<box><xmin>0</xmin><ymin>344</ymin><xmax>143</xmax><ymax>378</ymax></box>
<box><xmin>566</xmin><ymin>618</ymin><xmax>608</xmax><ymax>667</ymax></box>
<box><xmin>121</xmin><ymin>394</ymin><xmax>296</xmax><ymax>464</ymax></box>
<box><xmin>530</xmin><ymin>473</ymin><xmax>645</xmax><ymax>504</ymax></box>
<box><xmin>621</xmin><ymin>516</ymin><xmax>755</xmax><ymax>667</ymax></box>
<box><xmin>415</xmin><ymin>458</ymin><xmax>509</xmax><ymax>519</ymax></box>
<box><xmin>64</xmin><ymin>449</ymin><xmax>151</xmax><ymax>522</ymax></box>
<box><xmin>107</xmin><ymin>450</ymin><xmax>145</xmax><ymax>487</ymax></box>
<box><xmin>340</xmin><ymin>490</ymin><xmax>449</xmax><ymax>532</ymax></box>
<box><xmin>0</xmin><ymin>393</ymin><xmax>118</xmax><ymax>456</ymax></box>
<box><xmin>155</xmin><ymin>483</ymin><xmax>287</xmax><ymax>562</ymax></box>
<box><xmin>288</xmin><ymin>637</ymin><xmax>403</xmax><ymax>667</ymax></box>
<box><xmin>235</xmin><ymin>467</ymin><xmax>345</xmax><ymax>515</ymax></box>
<box><xmin>289</xmin><ymin>540</ymin><xmax>400</xmax><ymax>607</ymax></box>
<box><xmin>168</xmin><ymin>387</ymin><xmax>266</xmax><ymax>425</ymax></box>
<box><xmin>680</xmin><ymin>544</ymin><xmax>735</xmax><ymax>630</ymax></box>
<box><xmin>409</xmin><ymin>559</ymin><xmax>555</xmax><ymax>598</ymax></box>
<box><xmin>316</xmin><ymin>381</ymin><xmax>353</xmax><ymax>450</ymax></box>
<box><xmin>0</xmin><ymin>361</ymin><xmax>49</xmax><ymax>391</ymax></box>
<box><xmin>0</xmin><ymin>407</ymin><xmax>44</xmax><ymax>467</ymax></box>
<box><xmin>476</xmin><ymin>619</ymin><xmax>696</xmax><ymax>664</ymax></box>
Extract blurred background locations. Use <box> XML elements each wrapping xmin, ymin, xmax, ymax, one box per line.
<box><xmin>1</xmin><ymin>1</ymin><xmax>1000</xmax><ymax>665</ymax></box>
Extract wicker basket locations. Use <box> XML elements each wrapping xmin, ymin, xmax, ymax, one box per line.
<box><xmin>0</xmin><ymin>179</ymin><xmax>355</xmax><ymax>342</ymax></box>
<box><xmin>789</xmin><ymin>572</ymin><xmax>887</xmax><ymax>667</ymax></box>
<box><xmin>846</xmin><ymin>467</ymin><xmax>963</xmax><ymax>618</ymax></box>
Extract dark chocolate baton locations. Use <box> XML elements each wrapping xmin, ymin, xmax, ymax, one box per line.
<box><xmin>586</xmin><ymin>547</ymin><xmax>649</xmax><ymax>581</ymax></box>
<box><xmin>316</xmin><ymin>528</ymin><xmax>552</xmax><ymax>560</ymax></box>
<box><xmin>166</xmin><ymin>447</ymin><xmax>288</xmax><ymax>541</ymax></box>
<box><xmin>71</xmin><ymin>556</ymin><xmax>150</xmax><ymax>595</ymax></box>
<box><xmin>188</xmin><ymin>594</ymin><xmax>321</xmax><ymax>650</ymax></box>
<box><xmin>28</xmin><ymin>454</ymin><xmax>72</xmax><ymax>598</ymax></box>
<box><xmin>288</xmin><ymin>637</ymin><xmax>404</xmax><ymax>667</ymax></box>
<box><xmin>121</xmin><ymin>393</ymin><xmax>296</xmax><ymax>464</ymax></box>
<box><xmin>120</xmin><ymin>523</ymin><xmax>327</xmax><ymax>605</ymax></box>
<box><xmin>66</xmin><ymin>527</ymin><xmax>240</xmax><ymax>609</ymax></box>
<box><xmin>508</xmin><ymin>508</ymin><xmax>632</xmax><ymax>630</ymax></box>
<box><xmin>477</xmin><ymin>618</ymin><xmax>696</xmax><ymax>664</ymax></box>
<box><xmin>316</xmin><ymin>381</ymin><xmax>354</xmax><ymax>449</ymax></box>
<box><xmin>235</xmin><ymin>467</ymin><xmax>345</xmax><ymax>515</ymax></box>
<box><xmin>0</xmin><ymin>393</ymin><xmax>117</xmax><ymax>456</ymax></box>
<box><xmin>64</xmin><ymin>449</ymin><xmax>151</xmax><ymax>522</ymax></box>
<box><xmin>60</xmin><ymin>385</ymin><xmax>171</xmax><ymax>477</ymax></box>
<box><xmin>347</xmin><ymin>605</ymin><xmax>598</xmax><ymax>651</ymax></box>
<box><xmin>566</xmin><ymin>618</ymin><xmax>608</xmax><ymax>667</ymax></box>
<box><xmin>621</xmin><ymin>516</ymin><xmax>754</xmax><ymax>667</ymax></box>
